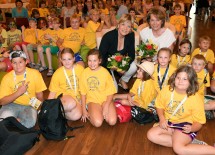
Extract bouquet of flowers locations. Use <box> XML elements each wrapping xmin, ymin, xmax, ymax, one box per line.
<box><xmin>136</xmin><ymin>40</ymin><xmax>158</xmax><ymax>59</ymax></box>
<box><xmin>107</xmin><ymin>53</ymin><xmax>131</xmax><ymax>72</ymax></box>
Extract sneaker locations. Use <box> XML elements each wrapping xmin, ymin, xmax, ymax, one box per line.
<box><xmin>47</xmin><ymin>69</ymin><xmax>54</xmax><ymax>77</ymax></box>
<box><xmin>205</xmin><ymin>110</ymin><xmax>214</xmax><ymax>119</ymax></box>
<box><xmin>39</xmin><ymin>66</ymin><xmax>48</xmax><ymax>72</ymax></box>
<box><xmin>192</xmin><ymin>138</ymin><xmax>208</xmax><ymax>145</ymax></box>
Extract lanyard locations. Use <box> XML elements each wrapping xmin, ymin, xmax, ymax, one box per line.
<box><xmin>199</xmin><ymin>49</ymin><xmax>207</xmax><ymax>57</ymax></box>
<box><xmin>13</xmin><ymin>70</ymin><xmax>28</xmax><ymax>95</ymax></box>
<box><xmin>157</xmin><ymin>64</ymin><xmax>169</xmax><ymax>90</ymax></box>
<box><xmin>138</xmin><ymin>81</ymin><xmax>144</xmax><ymax>98</ymax></box>
<box><xmin>177</xmin><ymin>55</ymin><xmax>186</xmax><ymax>67</ymax></box>
<box><xmin>63</xmin><ymin>66</ymin><xmax>77</xmax><ymax>95</ymax></box>
<box><xmin>168</xmin><ymin>90</ymin><xmax>187</xmax><ymax>119</ymax></box>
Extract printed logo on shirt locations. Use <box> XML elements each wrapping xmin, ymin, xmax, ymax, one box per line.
<box><xmin>87</xmin><ymin>76</ymin><xmax>99</xmax><ymax>91</ymax></box>
<box><xmin>65</xmin><ymin>75</ymin><xmax>79</xmax><ymax>91</ymax></box>
<box><xmin>167</xmin><ymin>100</ymin><xmax>185</xmax><ymax>117</ymax></box>
<box><xmin>68</xmin><ymin>32</ymin><xmax>81</xmax><ymax>42</ymax></box>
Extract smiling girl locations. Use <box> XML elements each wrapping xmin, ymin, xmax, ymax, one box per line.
<box><xmin>80</xmin><ymin>49</ymin><xmax>117</xmax><ymax>127</ymax></box>
<box><xmin>48</xmin><ymin>48</ymin><xmax>83</xmax><ymax>121</ymax></box>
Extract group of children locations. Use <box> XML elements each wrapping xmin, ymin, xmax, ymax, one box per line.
<box><xmin>1</xmin><ymin>32</ymin><xmax>215</xmax><ymax>153</ymax></box>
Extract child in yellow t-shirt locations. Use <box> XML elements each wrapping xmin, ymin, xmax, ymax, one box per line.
<box><xmin>80</xmin><ymin>49</ymin><xmax>117</xmax><ymax>127</ymax></box>
<box><xmin>170</xmin><ymin>4</ymin><xmax>186</xmax><ymax>43</ymax></box>
<box><xmin>82</xmin><ymin>9</ymin><xmax>110</xmax><ymax>62</ymax></box>
<box><xmin>38</xmin><ymin>17</ymin><xmax>63</xmax><ymax>76</ymax></box>
<box><xmin>36</xmin><ymin>18</ymin><xmax>52</xmax><ymax>72</ymax></box>
<box><xmin>191</xmin><ymin>35</ymin><xmax>214</xmax><ymax>75</ymax></box>
<box><xmin>38</xmin><ymin>1</ymin><xmax>50</xmax><ymax>17</ymax></box>
<box><xmin>191</xmin><ymin>54</ymin><xmax>215</xmax><ymax>119</ymax></box>
<box><xmin>152</xmin><ymin>48</ymin><xmax>176</xmax><ymax>94</ymax></box>
<box><xmin>113</xmin><ymin>61</ymin><xmax>156</xmax><ymax>110</ymax></box>
<box><xmin>7</xmin><ymin>21</ymin><xmax>22</xmax><ymax>50</ymax></box>
<box><xmin>170</xmin><ymin>38</ymin><xmax>192</xmax><ymax>68</ymax></box>
<box><xmin>0</xmin><ymin>23</ymin><xmax>8</xmax><ymax>48</ymax></box>
<box><xmin>48</xmin><ymin>48</ymin><xmax>83</xmax><ymax>121</ymax></box>
<box><xmin>21</xmin><ymin>18</ymin><xmax>38</xmax><ymax>67</ymax></box>
<box><xmin>58</xmin><ymin>14</ymin><xmax>86</xmax><ymax>67</ymax></box>
<box><xmin>0</xmin><ymin>50</ymin><xmax>47</xmax><ymax>128</ymax></box>
<box><xmin>147</xmin><ymin>65</ymin><xmax>215</xmax><ymax>154</ymax></box>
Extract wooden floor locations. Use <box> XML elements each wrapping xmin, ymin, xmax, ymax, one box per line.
<box><xmin>26</xmin><ymin>7</ymin><xmax>215</xmax><ymax>155</ymax></box>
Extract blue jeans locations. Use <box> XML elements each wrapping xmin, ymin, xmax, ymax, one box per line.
<box><xmin>0</xmin><ymin>103</ymin><xmax>37</xmax><ymax>128</ymax></box>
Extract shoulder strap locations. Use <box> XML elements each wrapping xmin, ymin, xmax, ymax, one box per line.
<box><xmin>0</xmin><ymin>117</ymin><xmax>35</xmax><ymax>132</ymax></box>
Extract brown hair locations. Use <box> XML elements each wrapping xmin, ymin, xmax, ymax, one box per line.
<box><xmin>168</xmin><ymin>65</ymin><xmax>199</xmax><ymax>96</ymax></box>
<box><xmin>87</xmin><ymin>49</ymin><xmax>102</xmax><ymax>61</ymax></box>
<box><xmin>199</xmin><ymin>35</ymin><xmax>211</xmax><ymax>43</ymax></box>
<box><xmin>52</xmin><ymin>17</ymin><xmax>61</xmax><ymax>24</ymax></box>
<box><xmin>61</xmin><ymin>48</ymin><xmax>75</xmax><ymax>58</ymax></box>
<box><xmin>173</xmin><ymin>3</ymin><xmax>181</xmax><ymax>10</ymax></box>
<box><xmin>191</xmin><ymin>54</ymin><xmax>207</xmax><ymax>65</ymax></box>
<box><xmin>70</xmin><ymin>13</ymin><xmax>81</xmax><ymax>21</ymax></box>
<box><xmin>147</xmin><ymin>8</ymin><xmax>166</xmax><ymax>28</ymax></box>
<box><xmin>157</xmin><ymin>47</ymin><xmax>172</xmax><ymax>57</ymax></box>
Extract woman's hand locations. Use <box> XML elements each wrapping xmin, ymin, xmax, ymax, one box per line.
<box><xmin>81</xmin><ymin>109</ymin><xmax>89</xmax><ymax>122</ymax></box>
<box><xmin>159</xmin><ymin>119</ymin><xmax>168</xmax><ymax>130</ymax></box>
<box><xmin>182</xmin><ymin>124</ymin><xmax>192</xmax><ymax>133</ymax></box>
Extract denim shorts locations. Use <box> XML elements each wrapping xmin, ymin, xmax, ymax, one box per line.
<box><xmin>0</xmin><ymin>103</ymin><xmax>37</xmax><ymax>128</ymax></box>
<box><xmin>168</xmin><ymin>121</ymin><xmax>197</xmax><ymax>140</ymax></box>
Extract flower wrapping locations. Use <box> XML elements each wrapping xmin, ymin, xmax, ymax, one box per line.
<box><xmin>136</xmin><ymin>40</ymin><xmax>158</xmax><ymax>59</ymax></box>
<box><xmin>107</xmin><ymin>53</ymin><xmax>131</xmax><ymax>72</ymax></box>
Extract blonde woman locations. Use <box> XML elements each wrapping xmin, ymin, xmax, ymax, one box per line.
<box><xmin>99</xmin><ymin>14</ymin><xmax>136</xmax><ymax>92</ymax></box>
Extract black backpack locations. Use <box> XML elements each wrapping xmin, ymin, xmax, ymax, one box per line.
<box><xmin>38</xmin><ymin>94</ymin><xmax>83</xmax><ymax>141</ymax></box>
<box><xmin>0</xmin><ymin>117</ymin><xmax>40</xmax><ymax>155</ymax></box>
<box><xmin>131</xmin><ymin>106</ymin><xmax>155</xmax><ymax>124</ymax></box>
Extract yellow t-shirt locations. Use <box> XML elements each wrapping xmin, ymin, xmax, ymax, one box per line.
<box><xmin>170</xmin><ymin>54</ymin><xmax>191</xmax><ymax>68</ymax></box>
<box><xmin>191</xmin><ymin>48</ymin><xmax>215</xmax><ymax>64</ymax></box>
<box><xmin>196</xmin><ymin>69</ymin><xmax>210</xmax><ymax>100</ymax></box>
<box><xmin>152</xmin><ymin>64</ymin><xmax>176</xmax><ymax>93</ymax></box>
<box><xmin>49</xmin><ymin>65</ymin><xmax>84</xmax><ymax>99</ymax></box>
<box><xmin>84</xmin><ymin>20</ymin><xmax>100</xmax><ymax>49</ymax></box>
<box><xmin>23</xmin><ymin>28</ymin><xmax>38</xmax><ymax>44</ymax></box>
<box><xmin>170</xmin><ymin>15</ymin><xmax>186</xmax><ymax>32</ymax></box>
<box><xmin>38</xmin><ymin>28</ymin><xmax>52</xmax><ymax>45</ymax></box>
<box><xmin>100</xmin><ymin>8</ymin><xmax>109</xmax><ymax>15</ymax></box>
<box><xmin>130</xmin><ymin>79</ymin><xmax>156</xmax><ymax>109</ymax></box>
<box><xmin>60</xmin><ymin>27</ymin><xmax>86</xmax><ymax>53</ymax></box>
<box><xmin>7</xmin><ymin>29</ymin><xmax>22</xmax><ymax>45</ymax></box>
<box><xmin>155</xmin><ymin>86</ymin><xmax>206</xmax><ymax>124</ymax></box>
<box><xmin>0</xmin><ymin>68</ymin><xmax>47</xmax><ymax>106</ymax></box>
<box><xmin>38</xmin><ymin>8</ymin><xmax>50</xmax><ymax>17</ymax></box>
<box><xmin>79</xmin><ymin>67</ymin><xmax>117</xmax><ymax>105</ymax></box>
<box><xmin>0</xmin><ymin>28</ymin><xmax>8</xmax><ymax>47</ymax></box>
<box><xmin>49</xmin><ymin>28</ymin><xmax>63</xmax><ymax>46</ymax></box>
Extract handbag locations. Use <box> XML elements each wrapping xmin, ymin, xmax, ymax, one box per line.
<box><xmin>114</xmin><ymin>100</ymin><xmax>132</xmax><ymax>123</ymax></box>
<box><xmin>131</xmin><ymin>106</ymin><xmax>154</xmax><ymax>124</ymax></box>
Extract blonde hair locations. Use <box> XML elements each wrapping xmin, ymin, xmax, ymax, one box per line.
<box><xmin>89</xmin><ymin>9</ymin><xmax>99</xmax><ymax>15</ymax></box>
<box><xmin>118</xmin><ymin>14</ymin><xmax>132</xmax><ymax>25</ymax></box>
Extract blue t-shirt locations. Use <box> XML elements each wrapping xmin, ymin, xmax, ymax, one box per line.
<box><xmin>12</xmin><ymin>7</ymin><xmax>28</xmax><ymax>18</ymax></box>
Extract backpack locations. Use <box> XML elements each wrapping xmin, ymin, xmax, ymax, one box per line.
<box><xmin>0</xmin><ymin>117</ymin><xmax>40</xmax><ymax>155</ymax></box>
<box><xmin>38</xmin><ymin>94</ymin><xmax>83</xmax><ymax>140</ymax></box>
<box><xmin>114</xmin><ymin>100</ymin><xmax>132</xmax><ymax>123</ymax></box>
<box><xmin>131</xmin><ymin>106</ymin><xmax>154</xmax><ymax>124</ymax></box>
